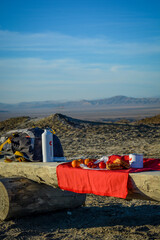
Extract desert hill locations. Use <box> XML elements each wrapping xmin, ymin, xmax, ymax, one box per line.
<box><xmin>136</xmin><ymin>114</ymin><xmax>160</xmax><ymax>125</ymax></box>
<box><xmin>0</xmin><ymin>113</ymin><xmax>160</xmax><ymax>134</ymax></box>
<box><xmin>0</xmin><ymin>113</ymin><xmax>160</xmax><ymax>159</ymax></box>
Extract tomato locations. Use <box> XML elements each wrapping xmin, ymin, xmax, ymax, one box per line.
<box><xmin>91</xmin><ymin>163</ymin><xmax>98</xmax><ymax>168</ymax></box>
<box><xmin>87</xmin><ymin>162</ymin><xmax>98</xmax><ymax>168</ymax></box>
<box><xmin>84</xmin><ymin>158</ymin><xmax>96</xmax><ymax>165</ymax></box>
<box><xmin>87</xmin><ymin>161</ymin><xmax>93</xmax><ymax>168</ymax></box>
<box><xmin>99</xmin><ymin>161</ymin><xmax>106</xmax><ymax>169</ymax></box>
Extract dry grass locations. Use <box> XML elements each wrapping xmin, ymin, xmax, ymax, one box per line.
<box><xmin>0</xmin><ymin>116</ymin><xmax>30</xmax><ymax>133</ymax></box>
<box><xmin>136</xmin><ymin>114</ymin><xmax>160</xmax><ymax>125</ymax></box>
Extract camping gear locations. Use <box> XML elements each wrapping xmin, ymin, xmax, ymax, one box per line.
<box><xmin>42</xmin><ymin>129</ymin><xmax>54</xmax><ymax>162</ymax></box>
<box><xmin>129</xmin><ymin>154</ymin><xmax>143</xmax><ymax>168</ymax></box>
<box><xmin>0</xmin><ymin>127</ymin><xmax>64</xmax><ymax>162</ymax></box>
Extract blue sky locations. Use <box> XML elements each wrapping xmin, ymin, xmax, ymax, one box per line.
<box><xmin>0</xmin><ymin>0</ymin><xmax>160</xmax><ymax>103</ymax></box>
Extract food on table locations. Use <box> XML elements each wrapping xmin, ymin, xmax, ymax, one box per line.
<box><xmin>87</xmin><ymin>161</ymin><xmax>98</xmax><ymax>168</ymax></box>
<box><xmin>84</xmin><ymin>158</ymin><xmax>96</xmax><ymax>165</ymax></box>
<box><xmin>99</xmin><ymin>161</ymin><xmax>106</xmax><ymax>169</ymax></box>
<box><xmin>71</xmin><ymin>159</ymin><xmax>82</xmax><ymax>168</ymax></box>
<box><xmin>77</xmin><ymin>158</ymin><xmax>84</xmax><ymax>164</ymax></box>
<box><xmin>106</xmin><ymin>155</ymin><xmax>130</xmax><ymax>170</ymax></box>
<box><xmin>71</xmin><ymin>155</ymin><xmax>130</xmax><ymax>170</ymax></box>
<box><xmin>71</xmin><ymin>158</ymin><xmax>97</xmax><ymax>168</ymax></box>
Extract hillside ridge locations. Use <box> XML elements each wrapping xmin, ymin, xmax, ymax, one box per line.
<box><xmin>1</xmin><ymin>96</ymin><xmax>160</xmax><ymax>111</ymax></box>
<box><xmin>0</xmin><ymin>113</ymin><xmax>160</xmax><ymax>136</ymax></box>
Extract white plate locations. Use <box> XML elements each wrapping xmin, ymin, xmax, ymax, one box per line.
<box><xmin>80</xmin><ymin>164</ymin><xmax>108</xmax><ymax>170</ymax></box>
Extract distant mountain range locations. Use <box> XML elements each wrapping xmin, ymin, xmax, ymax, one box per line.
<box><xmin>0</xmin><ymin>96</ymin><xmax>160</xmax><ymax>111</ymax></box>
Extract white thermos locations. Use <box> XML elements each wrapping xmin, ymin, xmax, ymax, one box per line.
<box><xmin>42</xmin><ymin>129</ymin><xmax>54</xmax><ymax>162</ymax></box>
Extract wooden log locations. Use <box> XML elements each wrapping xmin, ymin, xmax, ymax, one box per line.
<box><xmin>127</xmin><ymin>171</ymin><xmax>160</xmax><ymax>202</ymax></box>
<box><xmin>0</xmin><ymin>161</ymin><xmax>60</xmax><ymax>187</ymax></box>
<box><xmin>0</xmin><ymin>161</ymin><xmax>159</xmax><ymax>202</ymax></box>
<box><xmin>0</xmin><ymin>177</ymin><xmax>86</xmax><ymax>221</ymax></box>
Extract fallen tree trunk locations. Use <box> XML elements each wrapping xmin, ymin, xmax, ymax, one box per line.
<box><xmin>0</xmin><ymin>177</ymin><xmax>86</xmax><ymax>221</ymax></box>
<box><xmin>0</xmin><ymin>162</ymin><xmax>60</xmax><ymax>187</ymax></box>
<box><xmin>0</xmin><ymin>162</ymin><xmax>160</xmax><ymax>202</ymax></box>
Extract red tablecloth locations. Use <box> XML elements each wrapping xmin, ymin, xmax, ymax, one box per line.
<box><xmin>56</xmin><ymin>158</ymin><xmax>160</xmax><ymax>199</ymax></box>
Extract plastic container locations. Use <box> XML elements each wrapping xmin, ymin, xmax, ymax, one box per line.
<box><xmin>42</xmin><ymin>129</ymin><xmax>54</xmax><ymax>162</ymax></box>
<box><xmin>129</xmin><ymin>154</ymin><xmax>143</xmax><ymax>168</ymax></box>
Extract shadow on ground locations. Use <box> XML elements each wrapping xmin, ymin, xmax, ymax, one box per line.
<box><xmin>3</xmin><ymin>203</ymin><xmax>159</xmax><ymax>232</ymax></box>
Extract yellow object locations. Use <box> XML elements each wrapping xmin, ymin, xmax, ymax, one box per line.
<box><xmin>14</xmin><ymin>151</ymin><xmax>24</xmax><ymax>157</ymax></box>
<box><xmin>14</xmin><ymin>151</ymin><xmax>30</xmax><ymax>161</ymax></box>
<box><xmin>16</xmin><ymin>157</ymin><xmax>26</xmax><ymax>162</ymax></box>
<box><xmin>0</xmin><ymin>136</ymin><xmax>12</xmax><ymax>153</ymax></box>
<box><xmin>49</xmin><ymin>129</ymin><xmax>55</xmax><ymax>135</ymax></box>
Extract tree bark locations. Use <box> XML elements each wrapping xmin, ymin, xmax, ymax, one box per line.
<box><xmin>0</xmin><ymin>177</ymin><xmax>86</xmax><ymax>221</ymax></box>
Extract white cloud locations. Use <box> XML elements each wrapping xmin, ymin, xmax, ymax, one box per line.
<box><xmin>0</xmin><ymin>30</ymin><xmax>160</xmax><ymax>56</ymax></box>
<box><xmin>0</xmin><ymin>58</ymin><xmax>160</xmax><ymax>87</ymax></box>
<box><xmin>110</xmin><ymin>65</ymin><xmax>130</xmax><ymax>72</ymax></box>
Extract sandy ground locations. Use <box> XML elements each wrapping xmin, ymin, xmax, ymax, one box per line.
<box><xmin>0</xmin><ymin>196</ymin><xmax>160</xmax><ymax>240</ymax></box>
<box><xmin>0</xmin><ymin>114</ymin><xmax>160</xmax><ymax>239</ymax></box>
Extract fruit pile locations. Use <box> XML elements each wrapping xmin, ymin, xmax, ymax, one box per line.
<box><xmin>71</xmin><ymin>158</ymin><xmax>106</xmax><ymax>169</ymax></box>
<box><xmin>71</xmin><ymin>155</ymin><xmax>130</xmax><ymax>170</ymax></box>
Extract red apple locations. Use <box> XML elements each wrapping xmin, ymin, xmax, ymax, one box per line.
<box><xmin>99</xmin><ymin>161</ymin><xmax>106</xmax><ymax>169</ymax></box>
